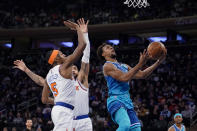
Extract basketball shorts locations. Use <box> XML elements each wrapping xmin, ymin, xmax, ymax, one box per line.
<box><xmin>51</xmin><ymin>105</ymin><xmax>73</xmax><ymax>131</ymax></box>
<box><xmin>108</xmin><ymin>100</ymin><xmax>141</xmax><ymax>129</ymax></box>
<box><xmin>73</xmin><ymin>117</ymin><xmax>92</xmax><ymax>131</ymax></box>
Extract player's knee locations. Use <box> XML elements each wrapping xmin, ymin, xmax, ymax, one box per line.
<box><xmin>119</xmin><ymin>122</ymin><xmax>130</xmax><ymax>131</ymax></box>
<box><xmin>130</xmin><ymin>126</ymin><xmax>141</xmax><ymax>131</ymax></box>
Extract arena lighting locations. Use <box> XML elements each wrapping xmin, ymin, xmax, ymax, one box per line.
<box><xmin>60</xmin><ymin>42</ymin><xmax>74</xmax><ymax>47</ymax></box>
<box><xmin>4</xmin><ymin>43</ymin><xmax>12</xmax><ymax>48</ymax></box>
<box><xmin>107</xmin><ymin>40</ymin><xmax>120</xmax><ymax>45</ymax></box>
<box><xmin>148</xmin><ymin>37</ymin><xmax>167</xmax><ymax>42</ymax></box>
<box><xmin>177</xmin><ymin>34</ymin><xmax>183</xmax><ymax>41</ymax></box>
<box><xmin>176</xmin><ymin>34</ymin><xmax>186</xmax><ymax>44</ymax></box>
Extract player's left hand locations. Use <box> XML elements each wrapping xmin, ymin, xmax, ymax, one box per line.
<box><xmin>158</xmin><ymin>49</ymin><xmax>167</xmax><ymax>63</ymax></box>
<box><xmin>77</xmin><ymin>18</ymin><xmax>89</xmax><ymax>33</ymax></box>
<box><xmin>13</xmin><ymin>60</ymin><xmax>27</xmax><ymax>72</ymax></box>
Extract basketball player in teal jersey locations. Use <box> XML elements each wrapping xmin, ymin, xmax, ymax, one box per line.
<box><xmin>168</xmin><ymin>113</ymin><xmax>186</xmax><ymax>131</ymax></box>
<box><xmin>97</xmin><ymin>43</ymin><xmax>166</xmax><ymax>131</ymax></box>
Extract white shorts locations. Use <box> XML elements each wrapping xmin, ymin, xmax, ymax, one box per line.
<box><xmin>51</xmin><ymin>106</ymin><xmax>74</xmax><ymax>131</ymax></box>
<box><xmin>73</xmin><ymin>117</ymin><xmax>92</xmax><ymax>131</ymax></box>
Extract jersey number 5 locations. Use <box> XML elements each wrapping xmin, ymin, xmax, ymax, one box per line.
<box><xmin>51</xmin><ymin>82</ymin><xmax>59</xmax><ymax>97</ymax></box>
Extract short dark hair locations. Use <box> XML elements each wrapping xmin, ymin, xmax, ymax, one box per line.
<box><xmin>26</xmin><ymin>118</ymin><xmax>32</xmax><ymax>122</ymax></box>
<box><xmin>97</xmin><ymin>43</ymin><xmax>108</xmax><ymax>61</ymax></box>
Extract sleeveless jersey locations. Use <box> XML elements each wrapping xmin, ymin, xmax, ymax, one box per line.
<box><xmin>46</xmin><ymin>65</ymin><xmax>75</xmax><ymax>106</ymax></box>
<box><xmin>74</xmin><ymin>79</ymin><xmax>89</xmax><ymax>117</ymax></box>
<box><xmin>173</xmin><ymin>124</ymin><xmax>185</xmax><ymax>131</ymax></box>
<box><xmin>103</xmin><ymin>61</ymin><xmax>134</xmax><ymax>110</ymax></box>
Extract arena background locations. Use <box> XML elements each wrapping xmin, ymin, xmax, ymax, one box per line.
<box><xmin>0</xmin><ymin>0</ymin><xmax>197</xmax><ymax>130</ymax></box>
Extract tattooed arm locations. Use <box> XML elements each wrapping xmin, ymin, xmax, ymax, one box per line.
<box><xmin>13</xmin><ymin>60</ymin><xmax>45</xmax><ymax>86</ymax></box>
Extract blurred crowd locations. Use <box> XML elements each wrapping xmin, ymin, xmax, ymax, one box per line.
<box><xmin>0</xmin><ymin>45</ymin><xmax>197</xmax><ymax>131</ymax></box>
<box><xmin>0</xmin><ymin>0</ymin><xmax>196</xmax><ymax>28</ymax></box>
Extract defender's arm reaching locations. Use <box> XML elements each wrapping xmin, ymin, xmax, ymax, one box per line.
<box><xmin>61</xmin><ymin>18</ymin><xmax>88</xmax><ymax>69</ymax></box>
<box><xmin>13</xmin><ymin>60</ymin><xmax>45</xmax><ymax>86</ymax></box>
<box><xmin>76</xmin><ymin>19</ymin><xmax>90</xmax><ymax>88</ymax></box>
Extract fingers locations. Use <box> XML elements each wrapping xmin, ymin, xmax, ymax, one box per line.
<box><xmin>86</xmin><ymin>20</ymin><xmax>89</xmax><ymax>25</ymax></box>
<box><xmin>13</xmin><ymin>66</ymin><xmax>18</xmax><ymax>69</ymax></box>
<box><xmin>77</xmin><ymin>19</ymin><xmax>81</xmax><ymax>25</ymax></box>
<box><xmin>14</xmin><ymin>60</ymin><xmax>20</xmax><ymax>65</ymax></box>
<box><xmin>82</xmin><ymin>18</ymin><xmax>85</xmax><ymax>24</ymax></box>
<box><xmin>66</xmin><ymin>20</ymin><xmax>77</xmax><ymax>25</ymax></box>
<box><xmin>63</xmin><ymin>21</ymin><xmax>73</xmax><ymax>28</ymax></box>
<box><xmin>64</xmin><ymin>20</ymin><xmax>78</xmax><ymax>30</ymax></box>
<box><xmin>77</xmin><ymin>18</ymin><xmax>87</xmax><ymax>25</ymax></box>
<box><xmin>77</xmin><ymin>18</ymin><xmax>84</xmax><ymax>25</ymax></box>
<box><xmin>143</xmin><ymin>49</ymin><xmax>146</xmax><ymax>55</ymax></box>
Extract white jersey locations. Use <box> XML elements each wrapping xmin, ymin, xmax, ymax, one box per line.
<box><xmin>46</xmin><ymin>65</ymin><xmax>75</xmax><ymax>106</ymax></box>
<box><xmin>74</xmin><ymin>79</ymin><xmax>89</xmax><ymax>117</ymax></box>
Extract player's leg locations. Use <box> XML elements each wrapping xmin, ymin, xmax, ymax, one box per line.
<box><xmin>130</xmin><ymin>127</ymin><xmax>141</xmax><ymax>131</ymax></box>
<box><xmin>114</xmin><ymin>107</ymin><xmax>130</xmax><ymax>131</ymax></box>
<box><xmin>74</xmin><ymin>118</ymin><xmax>92</xmax><ymax>131</ymax></box>
<box><xmin>127</xmin><ymin>109</ymin><xmax>141</xmax><ymax>131</ymax></box>
<box><xmin>52</xmin><ymin>106</ymin><xmax>73</xmax><ymax>131</ymax></box>
<box><xmin>85</xmin><ymin>118</ymin><xmax>93</xmax><ymax>131</ymax></box>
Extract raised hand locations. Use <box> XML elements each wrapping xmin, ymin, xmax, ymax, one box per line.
<box><xmin>63</xmin><ymin>20</ymin><xmax>79</xmax><ymax>30</ymax></box>
<box><xmin>77</xmin><ymin>18</ymin><xmax>89</xmax><ymax>33</ymax></box>
<box><xmin>13</xmin><ymin>60</ymin><xmax>27</xmax><ymax>72</ymax></box>
<box><xmin>139</xmin><ymin>49</ymin><xmax>149</xmax><ymax>66</ymax></box>
<box><xmin>63</xmin><ymin>18</ymin><xmax>89</xmax><ymax>33</ymax></box>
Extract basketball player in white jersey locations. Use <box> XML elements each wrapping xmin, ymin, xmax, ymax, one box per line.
<box><xmin>67</xmin><ymin>20</ymin><xmax>92</xmax><ymax>131</ymax></box>
<box><xmin>13</xmin><ymin>18</ymin><xmax>92</xmax><ymax>131</ymax></box>
<box><xmin>13</xmin><ymin>18</ymin><xmax>87</xmax><ymax>131</ymax></box>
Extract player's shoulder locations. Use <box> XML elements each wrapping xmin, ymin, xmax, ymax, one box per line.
<box><xmin>103</xmin><ymin>62</ymin><xmax>114</xmax><ymax>69</ymax></box>
<box><xmin>168</xmin><ymin>126</ymin><xmax>175</xmax><ymax>131</ymax></box>
<box><xmin>183</xmin><ymin>125</ymin><xmax>186</xmax><ymax>130</ymax></box>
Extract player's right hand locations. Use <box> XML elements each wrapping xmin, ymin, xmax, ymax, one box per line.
<box><xmin>64</xmin><ymin>18</ymin><xmax>89</xmax><ymax>33</ymax></box>
<box><xmin>63</xmin><ymin>20</ymin><xmax>79</xmax><ymax>30</ymax></box>
<box><xmin>13</xmin><ymin>60</ymin><xmax>27</xmax><ymax>72</ymax></box>
<box><xmin>139</xmin><ymin>49</ymin><xmax>148</xmax><ymax>66</ymax></box>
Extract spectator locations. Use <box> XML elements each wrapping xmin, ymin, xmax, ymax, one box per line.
<box><xmin>13</xmin><ymin>112</ymin><xmax>23</xmax><ymax>124</ymax></box>
<box><xmin>23</xmin><ymin>119</ymin><xmax>34</xmax><ymax>131</ymax></box>
<box><xmin>154</xmin><ymin>115</ymin><xmax>168</xmax><ymax>131</ymax></box>
<box><xmin>160</xmin><ymin>104</ymin><xmax>171</xmax><ymax>120</ymax></box>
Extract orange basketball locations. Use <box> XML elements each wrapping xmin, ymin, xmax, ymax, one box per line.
<box><xmin>147</xmin><ymin>42</ymin><xmax>166</xmax><ymax>60</ymax></box>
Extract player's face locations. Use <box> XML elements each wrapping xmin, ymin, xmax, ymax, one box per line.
<box><xmin>26</xmin><ymin>120</ymin><xmax>33</xmax><ymax>127</ymax></box>
<box><xmin>58</xmin><ymin>51</ymin><xmax>66</xmax><ymax>59</ymax></box>
<box><xmin>72</xmin><ymin>65</ymin><xmax>79</xmax><ymax>77</ymax></box>
<box><xmin>56</xmin><ymin>51</ymin><xmax>66</xmax><ymax>64</ymax></box>
<box><xmin>102</xmin><ymin>45</ymin><xmax>116</xmax><ymax>59</ymax></box>
<box><xmin>174</xmin><ymin>116</ymin><xmax>183</xmax><ymax>124</ymax></box>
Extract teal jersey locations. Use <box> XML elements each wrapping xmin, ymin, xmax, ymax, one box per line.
<box><xmin>104</xmin><ymin>61</ymin><xmax>134</xmax><ymax>111</ymax></box>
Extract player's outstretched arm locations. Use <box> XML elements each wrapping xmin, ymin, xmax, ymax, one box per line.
<box><xmin>13</xmin><ymin>60</ymin><xmax>45</xmax><ymax>86</ymax></box>
<box><xmin>61</xmin><ymin>18</ymin><xmax>87</xmax><ymax>68</ymax></box>
<box><xmin>133</xmin><ymin>50</ymin><xmax>167</xmax><ymax>79</ymax></box>
<box><xmin>42</xmin><ymin>80</ymin><xmax>54</xmax><ymax>105</ymax></box>
<box><xmin>77</xmin><ymin>19</ymin><xmax>90</xmax><ymax>88</ymax></box>
<box><xmin>104</xmin><ymin>50</ymin><xmax>148</xmax><ymax>82</ymax></box>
